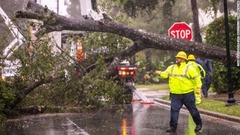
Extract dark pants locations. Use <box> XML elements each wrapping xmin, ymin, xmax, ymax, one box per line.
<box><xmin>170</xmin><ymin>92</ymin><xmax>202</xmax><ymax>129</ymax></box>
<box><xmin>202</xmin><ymin>75</ymin><xmax>211</xmax><ymax>97</ymax></box>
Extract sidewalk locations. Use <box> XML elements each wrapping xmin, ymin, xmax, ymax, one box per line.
<box><xmin>137</xmin><ymin>88</ymin><xmax>240</xmax><ymax>123</ymax></box>
<box><xmin>138</xmin><ymin>88</ymin><xmax>240</xmax><ymax>103</ymax></box>
<box><xmin>136</xmin><ymin>88</ymin><xmax>169</xmax><ymax>99</ymax></box>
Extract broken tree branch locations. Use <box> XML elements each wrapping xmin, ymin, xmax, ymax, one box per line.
<box><xmin>14</xmin><ymin>1</ymin><xmax>237</xmax><ymax>66</ymax></box>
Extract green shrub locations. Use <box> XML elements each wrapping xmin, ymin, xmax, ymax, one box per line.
<box><xmin>205</xmin><ymin>16</ymin><xmax>240</xmax><ymax>93</ymax></box>
<box><xmin>0</xmin><ymin>80</ymin><xmax>16</xmax><ymax>122</ymax></box>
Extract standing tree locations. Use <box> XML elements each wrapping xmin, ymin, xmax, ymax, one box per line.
<box><xmin>191</xmin><ymin>0</ymin><xmax>202</xmax><ymax>43</ymax></box>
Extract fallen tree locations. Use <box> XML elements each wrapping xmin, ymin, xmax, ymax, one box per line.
<box><xmin>15</xmin><ymin>1</ymin><xmax>237</xmax><ymax>67</ymax></box>
<box><xmin>4</xmin><ymin>1</ymin><xmax>236</xmax><ymax>112</ymax></box>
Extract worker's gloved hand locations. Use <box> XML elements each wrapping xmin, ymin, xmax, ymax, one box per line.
<box><xmin>155</xmin><ymin>70</ymin><xmax>161</xmax><ymax>75</ymax></box>
<box><xmin>196</xmin><ymin>88</ymin><xmax>201</xmax><ymax>95</ymax></box>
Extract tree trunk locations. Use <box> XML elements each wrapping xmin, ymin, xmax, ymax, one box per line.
<box><xmin>145</xmin><ymin>49</ymin><xmax>153</xmax><ymax>71</ymax></box>
<box><xmin>14</xmin><ymin>1</ymin><xmax>237</xmax><ymax>66</ymax></box>
<box><xmin>191</xmin><ymin>0</ymin><xmax>202</xmax><ymax>43</ymax></box>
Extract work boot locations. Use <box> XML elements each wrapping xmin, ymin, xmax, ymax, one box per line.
<box><xmin>166</xmin><ymin>127</ymin><xmax>177</xmax><ymax>133</ymax></box>
<box><xmin>195</xmin><ymin>125</ymin><xmax>202</xmax><ymax>132</ymax></box>
<box><xmin>204</xmin><ymin>93</ymin><xmax>208</xmax><ymax>98</ymax></box>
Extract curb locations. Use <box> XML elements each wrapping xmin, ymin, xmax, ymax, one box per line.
<box><xmin>153</xmin><ymin>98</ymin><xmax>240</xmax><ymax>123</ymax></box>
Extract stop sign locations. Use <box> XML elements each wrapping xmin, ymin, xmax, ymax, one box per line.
<box><xmin>168</xmin><ymin>22</ymin><xmax>192</xmax><ymax>41</ymax></box>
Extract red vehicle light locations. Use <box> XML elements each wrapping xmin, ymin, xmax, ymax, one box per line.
<box><xmin>121</xmin><ymin>71</ymin><xmax>126</xmax><ymax>76</ymax></box>
<box><xmin>130</xmin><ymin>71</ymin><xmax>135</xmax><ymax>76</ymax></box>
<box><xmin>117</xmin><ymin>66</ymin><xmax>137</xmax><ymax>77</ymax></box>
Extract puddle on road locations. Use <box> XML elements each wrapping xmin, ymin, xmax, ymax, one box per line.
<box><xmin>0</xmin><ymin>102</ymin><xmax>240</xmax><ymax>135</ymax></box>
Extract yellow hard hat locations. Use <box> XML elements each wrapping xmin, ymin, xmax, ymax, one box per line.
<box><xmin>175</xmin><ymin>51</ymin><xmax>187</xmax><ymax>60</ymax></box>
<box><xmin>188</xmin><ymin>54</ymin><xmax>195</xmax><ymax>60</ymax></box>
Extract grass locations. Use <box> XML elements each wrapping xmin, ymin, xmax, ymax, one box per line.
<box><xmin>198</xmin><ymin>98</ymin><xmax>240</xmax><ymax>117</ymax></box>
<box><xmin>162</xmin><ymin>95</ymin><xmax>240</xmax><ymax>117</ymax></box>
<box><xmin>136</xmin><ymin>84</ymin><xmax>240</xmax><ymax>117</ymax></box>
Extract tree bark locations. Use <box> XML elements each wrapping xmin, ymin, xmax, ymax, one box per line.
<box><xmin>6</xmin><ymin>74</ymin><xmax>64</xmax><ymax>112</ymax></box>
<box><xmin>191</xmin><ymin>0</ymin><xmax>202</xmax><ymax>43</ymax></box>
<box><xmin>15</xmin><ymin>1</ymin><xmax>237</xmax><ymax>67</ymax></box>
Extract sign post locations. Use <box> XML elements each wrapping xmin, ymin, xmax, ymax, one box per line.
<box><xmin>168</xmin><ymin>22</ymin><xmax>192</xmax><ymax>41</ymax></box>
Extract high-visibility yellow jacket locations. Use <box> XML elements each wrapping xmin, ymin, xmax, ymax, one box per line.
<box><xmin>187</xmin><ymin>61</ymin><xmax>205</xmax><ymax>104</ymax></box>
<box><xmin>188</xmin><ymin>61</ymin><xmax>206</xmax><ymax>79</ymax></box>
<box><xmin>159</xmin><ymin>62</ymin><xmax>202</xmax><ymax>94</ymax></box>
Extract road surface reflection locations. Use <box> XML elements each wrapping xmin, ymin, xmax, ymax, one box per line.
<box><xmin>0</xmin><ymin>102</ymin><xmax>240</xmax><ymax>135</ymax></box>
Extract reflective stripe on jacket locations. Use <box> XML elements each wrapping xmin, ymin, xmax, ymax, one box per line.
<box><xmin>159</xmin><ymin>62</ymin><xmax>202</xmax><ymax>94</ymax></box>
<box><xmin>187</xmin><ymin>61</ymin><xmax>204</xmax><ymax>104</ymax></box>
<box><xmin>188</xmin><ymin>61</ymin><xmax>206</xmax><ymax>79</ymax></box>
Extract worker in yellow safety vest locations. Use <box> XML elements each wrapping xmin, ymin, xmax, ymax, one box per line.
<box><xmin>155</xmin><ymin>51</ymin><xmax>202</xmax><ymax>133</ymax></box>
<box><xmin>187</xmin><ymin>54</ymin><xmax>206</xmax><ymax>105</ymax></box>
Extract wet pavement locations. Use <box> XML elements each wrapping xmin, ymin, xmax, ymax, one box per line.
<box><xmin>1</xmin><ymin>102</ymin><xmax>240</xmax><ymax>135</ymax></box>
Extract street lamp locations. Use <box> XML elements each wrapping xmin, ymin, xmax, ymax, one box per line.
<box><xmin>223</xmin><ymin>0</ymin><xmax>237</xmax><ymax>106</ymax></box>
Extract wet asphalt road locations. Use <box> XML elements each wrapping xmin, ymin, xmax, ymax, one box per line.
<box><xmin>1</xmin><ymin>101</ymin><xmax>240</xmax><ymax>135</ymax></box>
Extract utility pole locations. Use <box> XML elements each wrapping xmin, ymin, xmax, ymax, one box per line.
<box><xmin>237</xmin><ymin>0</ymin><xmax>240</xmax><ymax>67</ymax></box>
<box><xmin>57</xmin><ymin>0</ymin><xmax>59</xmax><ymax>14</ymax></box>
<box><xmin>224</xmin><ymin>0</ymin><xmax>237</xmax><ymax>106</ymax></box>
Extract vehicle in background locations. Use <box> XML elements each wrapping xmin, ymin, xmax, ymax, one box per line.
<box><xmin>0</xmin><ymin>7</ymin><xmax>23</xmax><ymax>82</ymax></box>
<box><xmin>117</xmin><ymin>60</ymin><xmax>137</xmax><ymax>104</ymax></box>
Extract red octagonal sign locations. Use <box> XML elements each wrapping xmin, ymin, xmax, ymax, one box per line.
<box><xmin>168</xmin><ymin>22</ymin><xmax>192</xmax><ymax>41</ymax></box>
